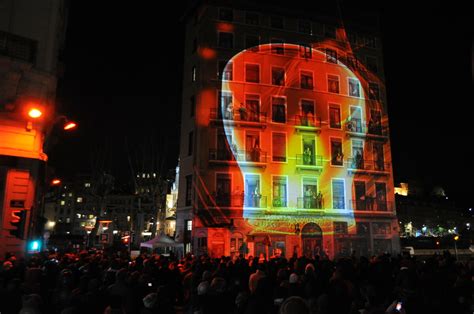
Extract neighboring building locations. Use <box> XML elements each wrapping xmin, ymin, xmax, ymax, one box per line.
<box><xmin>0</xmin><ymin>0</ymin><xmax>68</xmax><ymax>256</ymax></box>
<box><xmin>176</xmin><ymin>1</ymin><xmax>399</xmax><ymax>258</ymax></box>
<box><xmin>164</xmin><ymin>166</ymin><xmax>179</xmax><ymax>237</ymax></box>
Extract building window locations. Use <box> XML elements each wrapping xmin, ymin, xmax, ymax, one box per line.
<box><xmin>326</xmin><ymin>48</ymin><xmax>337</xmax><ymax>63</ymax></box>
<box><xmin>331</xmin><ymin>138</ymin><xmax>344</xmax><ymax>166</ymax></box>
<box><xmin>329</xmin><ymin>105</ymin><xmax>341</xmax><ymax>129</ymax></box>
<box><xmin>246</xmin><ymin>12</ymin><xmax>259</xmax><ymax>25</ymax></box>
<box><xmin>190</xmin><ymin>95</ymin><xmax>195</xmax><ymax>117</ymax></box>
<box><xmin>272</xmin><ymin>97</ymin><xmax>286</xmax><ymax>123</ymax></box>
<box><xmin>219</xmin><ymin>91</ymin><xmax>233</xmax><ymax>119</ymax></box>
<box><xmin>328</xmin><ymin>75</ymin><xmax>339</xmax><ymax>93</ymax></box>
<box><xmin>346</xmin><ymin>54</ymin><xmax>359</xmax><ymax>70</ymax></box>
<box><xmin>334</xmin><ymin>221</ymin><xmax>348</xmax><ymax>234</ymax></box>
<box><xmin>272</xmin><ymin>67</ymin><xmax>285</xmax><ymax>86</ymax></box>
<box><xmin>245</xmin><ymin>35</ymin><xmax>260</xmax><ymax>52</ymax></box>
<box><xmin>298</xmin><ymin>20</ymin><xmax>312</xmax><ymax>34</ymax></box>
<box><xmin>368</xmin><ymin>82</ymin><xmax>380</xmax><ymax>100</ymax></box>
<box><xmin>192</xmin><ymin>66</ymin><xmax>196</xmax><ymax>82</ymax></box>
<box><xmin>216</xmin><ymin>174</ymin><xmax>231</xmax><ymax>206</ymax></box>
<box><xmin>365</xmin><ymin>36</ymin><xmax>376</xmax><ymax>48</ymax></box>
<box><xmin>299</xmin><ymin>44</ymin><xmax>312</xmax><ymax>59</ymax></box>
<box><xmin>351</xmin><ymin>139</ymin><xmax>364</xmax><ymax>169</ymax></box>
<box><xmin>66</xmin><ymin>218</ymin><xmax>71</xmax><ymax>223</ymax></box>
<box><xmin>366</xmin><ymin>56</ymin><xmax>378</xmax><ymax>73</ymax></box>
<box><xmin>84</xmin><ymin>182</ymin><xmax>91</xmax><ymax>188</ymax></box>
<box><xmin>325</xmin><ymin>24</ymin><xmax>336</xmax><ymax>38</ymax></box>
<box><xmin>271</xmin><ymin>39</ymin><xmax>284</xmax><ymax>55</ymax></box>
<box><xmin>186</xmin><ymin>219</ymin><xmax>193</xmax><ymax>231</ymax></box>
<box><xmin>185</xmin><ymin>175</ymin><xmax>192</xmax><ymax>206</ymax></box>
<box><xmin>218</xmin><ymin>60</ymin><xmax>233</xmax><ymax>80</ymax></box>
<box><xmin>273</xmin><ymin>176</ymin><xmax>287</xmax><ymax>207</ymax></box>
<box><xmin>60</xmin><ymin>200</ymin><xmax>65</xmax><ymax>206</ymax></box>
<box><xmin>270</xmin><ymin>16</ymin><xmax>284</xmax><ymax>29</ymax></box>
<box><xmin>218</xmin><ymin>32</ymin><xmax>233</xmax><ymax>48</ymax></box>
<box><xmin>245</xmin><ymin>64</ymin><xmax>260</xmax><ymax>83</ymax></box>
<box><xmin>219</xmin><ymin>8</ymin><xmax>233</xmax><ymax>21</ymax></box>
<box><xmin>192</xmin><ymin>38</ymin><xmax>197</xmax><ymax>53</ymax></box>
<box><xmin>373</xmin><ymin>142</ymin><xmax>385</xmax><ymax>171</ymax></box>
<box><xmin>372</xmin><ymin>222</ymin><xmax>390</xmax><ymax>235</ymax></box>
<box><xmin>300</xmin><ymin>71</ymin><xmax>313</xmax><ymax>90</ymax></box>
<box><xmin>188</xmin><ymin>131</ymin><xmax>193</xmax><ymax>156</ymax></box>
<box><xmin>348</xmin><ymin>78</ymin><xmax>360</xmax><ymax>97</ymax></box>
<box><xmin>332</xmin><ymin>179</ymin><xmax>345</xmax><ymax>209</ymax></box>
<box><xmin>245</xmin><ymin>94</ymin><xmax>260</xmax><ymax>122</ymax></box>
<box><xmin>272</xmin><ymin>133</ymin><xmax>286</xmax><ymax>162</ymax></box>
<box><xmin>76</xmin><ymin>197</ymin><xmax>83</xmax><ymax>203</ymax></box>
<box><xmin>375</xmin><ymin>183</ymin><xmax>387</xmax><ymax>211</ymax></box>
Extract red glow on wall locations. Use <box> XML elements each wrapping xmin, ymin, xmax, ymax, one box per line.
<box><xmin>199</xmin><ymin>47</ymin><xmax>216</xmax><ymax>60</ymax></box>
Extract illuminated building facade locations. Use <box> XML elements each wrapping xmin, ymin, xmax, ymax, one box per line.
<box><xmin>0</xmin><ymin>0</ymin><xmax>68</xmax><ymax>256</ymax></box>
<box><xmin>176</xmin><ymin>1</ymin><xmax>400</xmax><ymax>258</ymax></box>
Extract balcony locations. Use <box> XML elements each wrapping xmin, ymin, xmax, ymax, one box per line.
<box><xmin>294</xmin><ymin>115</ymin><xmax>322</xmax><ymax>133</ymax></box>
<box><xmin>0</xmin><ymin>30</ymin><xmax>37</xmax><ymax>64</ymax></box>
<box><xmin>345</xmin><ymin>119</ymin><xmax>366</xmax><ymax>137</ymax></box>
<box><xmin>295</xmin><ymin>154</ymin><xmax>323</xmax><ymax>171</ymax></box>
<box><xmin>351</xmin><ymin>199</ymin><xmax>394</xmax><ymax>212</ymax></box>
<box><xmin>209</xmin><ymin>149</ymin><xmax>267</xmax><ymax>168</ymax></box>
<box><xmin>209</xmin><ymin>108</ymin><xmax>267</xmax><ymax>129</ymax></box>
<box><xmin>272</xmin><ymin>197</ymin><xmax>287</xmax><ymax>208</ymax></box>
<box><xmin>347</xmin><ymin>158</ymin><xmax>390</xmax><ymax>175</ymax></box>
<box><xmin>244</xmin><ymin>194</ymin><xmax>267</xmax><ymax>208</ymax></box>
<box><xmin>367</xmin><ymin>122</ymin><xmax>388</xmax><ymax>141</ymax></box>
<box><xmin>297</xmin><ymin>196</ymin><xmax>324</xmax><ymax>209</ymax></box>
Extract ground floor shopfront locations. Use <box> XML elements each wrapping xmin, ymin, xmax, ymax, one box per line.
<box><xmin>192</xmin><ymin>216</ymin><xmax>400</xmax><ymax>259</ymax></box>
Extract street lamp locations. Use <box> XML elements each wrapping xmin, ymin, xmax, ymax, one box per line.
<box><xmin>454</xmin><ymin>235</ymin><xmax>459</xmax><ymax>259</ymax></box>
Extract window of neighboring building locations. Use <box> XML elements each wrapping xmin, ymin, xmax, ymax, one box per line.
<box><xmin>66</xmin><ymin>217</ymin><xmax>71</xmax><ymax>223</ymax></box>
<box><xmin>328</xmin><ymin>75</ymin><xmax>339</xmax><ymax>93</ymax></box>
<box><xmin>219</xmin><ymin>8</ymin><xmax>233</xmax><ymax>21</ymax></box>
<box><xmin>218</xmin><ymin>32</ymin><xmax>233</xmax><ymax>48</ymax></box>
<box><xmin>329</xmin><ymin>105</ymin><xmax>341</xmax><ymax>129</ymax></box>
<box><xmin>272</xmin><ymin>67</ymin><xmax>285</xmax><ymax>86</ymax></box>
<box><xmin>346</xmin><ymin>54</ymin><xmax>359</xmax><ymax>69</ymax></box>
<box><xmin>218</xmin><ymin>60</ymin><xmax>233</xmax><ymax>80</ymax></box>
<box><xmin>246</xmin><ymin>12</ymin><xmax>259</xmax><ymax>25</ymax></box>
<box><xmin>76</xmin><ymin>197</ymin><xmax>83</xmax><ymax>203</ymax></box>
<box><xmin>365</xmin><ymin>36</ymin><xmax>376</xmax><ymax>48</ymax></box>
<box><xmin>185</xmin><ymin>175</ymin><xmax>192</xmax><ymax>206</ymax></box>
<box><xmin>219</xmin><ymin>91</ymin><xmax>233</xmax><ymax>119</ymax></box>
<box><xmin>375</xmin><ymin>182</ymin><xmax>387</xmax><ymax>211</ymax></box>
<box><xmin>366</xmin><ymin>56</ymin><xmax>378</xmax><ymax>73</ymax></box>
<box><xmin>272</xmin><ymin>96</ymin><xmax>286</xmax><ymax>123</ymax></box>
<box><xmin>245</xmin><ymin>35</ymin><xmax>260</xmax><ymax>52</ymax></box>
<box><xmin>197</xmin><ymin>237</ymin><xmax>207</xmax><ymax>248</ymax></box>
<box><xmin>373</xmin><ymin>142</ymin><xmax>385</xmax><ymax>171</ymax></box>
<box><xmin>60</xmin><ymin>200</ymin><xmax>65</xmax><ymax>206</ymax></box>
<box><xmin>190</xmin><ymin>95</ymin><xmax>195</xmax><ymax>117</ymax></box>
<box><xmin>298</xmin><ymin>20</ymin><xmax>312</xmax><ymax>34</ymax></box>
<box><xmin>348</xmin><ymin>78</ymin><xmax>360</xmax><ymax>97</ymax></box>
<box><xmin>192</xmin><ymin>38</ymin><xmax>197</xmax><ymax>53</ymax></box>
<box><xmin>331</xmin><ymin>138</ymin><xmax>344</xmax><ymax>166</ymax></box>
<box><xmin>300</xmin><ymin>70</ymin><xmax>313</xmax><ymax>90</ymax></box>
<box><xmin>186</xmin><ymin>219</ymin><xmax>193</xmax><ymax>231</ymax></box>
<box><xmin>369</xmin><ymin>82</ymin><xmax>380</xmax><ymax>100</ymax></box>
<box><xmin>372</xmin><ymin>222</ymin><xmax>390</xmax><ymax>235</ymax></box>
<box><xmin>324</xmin><ymin>24</ymin><xmax>336</xmax><ymax>38</ymax></box>
<box><xmin>192</xmin><ymin>66</ymin><xmax>196</xmax><ymax>82</ymax></box>
<box><xmin>326</xmin><ymin>48</ymin><xmax>337</xmax><ymax>63</ymax></box>
<box><xmin>245</xmin><ymin>63</ymin><xmax>260</xmax><ymax>83</ymax></box>
<box><xmin>332</xmin><ymin>179</ymin><xmax>345</xmax><ymax>209</ymax></box>
<box><xmin>271</xmin><ymin>39</ymin><xmax>284</xmax><ymax>55</ymax></box>
<box><xmin>334</xmin><ymin>221</ymin><xmax>348</xmax><ymax>234</ymax></box>
<box><xmin>188</xmin><ymin>131</ymin><xmax>193</xmax><ymax>156</ymax></box>
<box><xmin>272</xmin><ymin>132</ymin><xmax>286</xmax><ymax>162</ymax></box>
<box><xmin>273</xmin><ymin>176</ymin><xmax>287</xmax><ymax>207</ymax></box>
<box><xmin>299</xmin><ymin>44</ymin><xmax>312</xmax><ymax>59</ymax></box>
<box><xmin>270</xmin><ymin>16</ymin><xmax>284</xmax><ymax>29</ymax></box>
<box><xmin>216</xmin><ymin>173</ymin><xmax>231</xmax><ymax>206</ymax></box>
<box><xmin>84</xmin><ymin>183</ymin><xmax>91</xmax><ymax>188</ymax></box>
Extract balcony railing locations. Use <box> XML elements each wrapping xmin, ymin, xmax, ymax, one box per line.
<box><xmin>332</xmin><ymin>197</ymin><xmax>345</xmax><ymax>210</ymax></box>
<box><xmin>297</xmin><ymin>196</ymin><xmax>323</xmax><ymax>209</ymax></box>
<box><xmin>345</xmin><ymin>119</ymin><xmax>365</xmax><ymax>133</ymax></box>
<box><xmin>367</xmin><ymin>123</ymin><xmax>386</xmax><ymax>137</ymax></box>
<box><xmin>0</xmin><ymin>30</ymin><xmax>37</xmax><ymax>64</ymax></box>
<box><xmin>352</xmin><ymin>199</ymin><xmax>393</xmax><ymax>211</ymax></box>
<box><xmin>244</xmin><ymin>194</ymin><xmax>267</xmax><ymax>208</ymax></box>
<box><xmin>272</xmin><ymin>197</ymin><xmax>287</xmax><ymax>207</ymax></box>
<box><xmin>296</xmin><ymin>154</ymin><xmax>323</xmax><ymax>167</ymax></box>
<box><xmin>347</xmin><ymin>158</ymin><xmax>390</xmax><ymax>172</ymax></box>
<box><xmin>210</xmin><ymin>108</ymin><xmax>267</xmax><ymax>124</ymax></box>
<box><xmin>294</xmin><ymin>115</ymin><xmax>322</xmax><ymax>128</ymax></box>
<box><xmin>209</xmin><ymin>148</ymin><xmax>268</xmax><ymax>164</ymax></box>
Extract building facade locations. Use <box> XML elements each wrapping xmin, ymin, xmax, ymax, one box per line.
<box><xmin>0</xmin><ymin>0</ymin><xmax>68</xmax><ymax>256</ymax></box>
<box><xmin>176</xmin><ymin>1</ymin><xmax>400</xmax><ymax>259</ymax></box>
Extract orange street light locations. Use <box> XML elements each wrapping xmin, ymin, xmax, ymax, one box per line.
<box><xmin>51</xmin><ymin>179</ymin><xmax>61</xmax><ymax>186</ymax></box>
<box><xmin>28</xmin><ymin>108</ymin><xmax>43</xmax><ymax>119</ymax></box>
<box><xmin>63</xmin><ymin>121</ymin><xmax>77</xmax><ymax>130</ymax></box>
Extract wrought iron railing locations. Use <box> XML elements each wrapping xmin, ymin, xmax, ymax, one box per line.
<box><xmin>210</xmin><ymin>108</ymin><xmax>267</xmax><ymax>123</ymax></box>
<box><xmin>296</xmin><ymin>154</ymin><xmax>323</xmax><ymax>167</ymax></box>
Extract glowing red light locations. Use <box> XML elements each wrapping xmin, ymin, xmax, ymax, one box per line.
<box><xmin>28</xmin><ymin>108</ymin><xmax>42</xmax><ymax>119</ymax></box>
<box><xmin>63</xmin><ymin>121</ymin><xmax>77</xmax><ymax>130</ymax></box>
<box><xmin>51</xmin><ymin>179</ymin><xmax>61</xmax><ymax>185</ymax></box>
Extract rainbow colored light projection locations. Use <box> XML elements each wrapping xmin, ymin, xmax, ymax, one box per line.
<box><xmin>218</xmin><ymin>43</ymin><xmax>382</xmax><ymax>233</ymax></box>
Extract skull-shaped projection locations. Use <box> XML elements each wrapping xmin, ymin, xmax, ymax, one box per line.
<box><xmin>213</xmin><ymin>43</ymin><xmax>386</xmax><ymax>240</ymax></box>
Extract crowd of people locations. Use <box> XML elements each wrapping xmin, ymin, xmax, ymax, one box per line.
<box><xmin>0</xmin><ymin>249</ymin><xmax>472</xmax><ymax>314</ymax></box>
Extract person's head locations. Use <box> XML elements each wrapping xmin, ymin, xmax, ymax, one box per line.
<box><xmin>279</xmin><ymin>296</ymin><xmax>309</xmax><ymax>314</ymax></box>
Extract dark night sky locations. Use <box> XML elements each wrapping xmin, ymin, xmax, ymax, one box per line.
<box><xmin>49</xmin><ymin>1</ymin><xmax>472</xmax><ymax>208</ymax></box>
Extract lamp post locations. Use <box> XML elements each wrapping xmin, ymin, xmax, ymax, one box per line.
<box><xmin>454</xmin><ymin>235</ymin><xmax>459</xmax><ymax>259</ymax></box>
